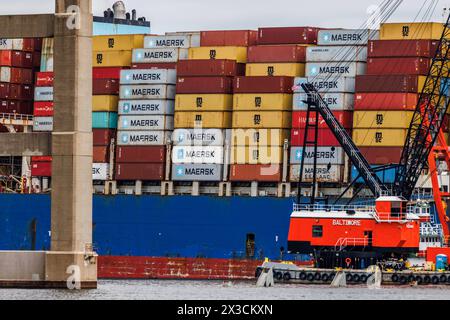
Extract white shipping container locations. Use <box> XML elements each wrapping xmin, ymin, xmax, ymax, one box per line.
<box><xmin>144</xmin><ymin>35</ymin><xmax>200</xmax><ymax>48</ymax></box>
<box><xmin>290</xmin><ymin>147</ymin><xmax>345</xmax><ymax>165</ymax></box>
<box><xmin>306</xmin><ymin>62</ymin><xmax>366</xmax><ymax>77</ymax></box>
<box><xmin>118</xmin><ymin>115</ymin><xmax>174</xmax><ymax>131</ymax></box>
<box><xmin>120</xmin><ymin>69</ymin><xmax>177</xmax><ymax>85</ymax></box>
<box><xmin>92</xmin><ymin>163</ymin><xmax>110</xmax><ymax>181</ymax></box>
<box><xmin>290</xmin><ymin>164</ymin><xmax>346</xmax><ymax>183</ymax></box>
<box><xmin>306</xmin><ymin>46</ymin><xmax>367</xmax><ymax>62</ymax></box>
<box><xmin>318</xmin><ymin>29</ymin><xmax>380</xmax><ymax>46</ymax></box>
<box><xmin>132</xmin><ymin>48</ymin><xmax>189</xmax><ymax>63</ymax></box>
<box><xmin>293</xmin><ymin>93</ymin><xmax>354</xmax><ymax>111</ymax></box>
<box><xmin>0</xmin><ymin>67</ymin><xmax>11</xmax><ymax>83</ymax></box>
<box><xmin>172</xmin><ymin>146</ymin><xmax>224</xmax><ymax>164</ymax></box>
<box><xmin>33</xmin><ymin>117</ymin><xmax>53</xmax><ymax>132</ymax></box>
<box><xmin>117</xmin><ymin>130</ymin><xmax>172</xmax><ymax>146</ymax></box>
<box><xmin>172</xmin><ymin>128</ymin><xmax>229</xmax><ymax>146</ymax></box>
<box><xmin>293</xmin><ymin>77</ymin><xmax>355</xmax><ymax>93</ymax></box>
<box><xmin>118</xmin><ymin>100</ymin><xmax>175</xmax><ymax>115</ymax></box>
<box><xmin>172</xmin><ymin>164</ymin><xmax>223</xmax><ymax>181</ymax></box>
<box><xmin>120</xmin><ymin>84</ymin><xmax>176</xmax><ymax>100</ymax></box>
<box><xmin>0</xmin><ymin>39</ymin><xmax>13</xmax><ymax>50</ymax></box>
<box><xmin>34</xmin><ymin>87</ymin><xmax>53</xmax><ymax>102</ymax></box>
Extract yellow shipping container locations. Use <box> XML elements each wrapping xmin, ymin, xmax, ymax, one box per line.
<box><xmin>232</xmin><ymin>111</ymin><xmax>291</xmax><ymax>129</ymax></box>
<box><xmin>233</xmin><ymin>94</ymin><xmax>293</xmax><ymax>111</ymax></box>
<box><xmin>93</xmin><ymin>35</ymin><xmax>144</xmax><ymax>51</ymax></box>
<box><xmin>93</xmin><ymin>51</ymin><xmax>132</xmax><ymax>67</ymax></box>
<box><xmin>174</xmin><ymin>111</ymin><xmax>232</xmax><ymax>129</ymax></box>
<box><xmin>353</xmin><ymin>111</ymin><xmax>414</xmax><ymax>129</ymax></box>
<box><xmin>231</xmin><ymin>129</ymin><xmax>290</xmax><ymax>146</ymax></box>
<box><xmin>246</xmin><ymin>63</ymin><xmax>305</xmax><ymax>77</ymax></box>
<box><xmin>231</xmin><ymin>146</ymin><xmax>283</xmax><ymax>164</ymax></box>
<box><xmin>92</xmin><ymin>95</ymin><xmax>119</xmax><ymax>112</ymax></box>
<box><xmin>175</xmin><ymin>94</ymin><xmax>233</xmax><ymax>111</ymax></box>
<box><xmin>353</xmin><ymin>129</ymin><xmax>407</xmax><ymax>147</ymax></box>
<box><xmin>188</xmin><ymin>47</ymin><xmax>247</xmax><ymax>63</ymax></box>
<box><xmin>380</xmin><ymin>22</ymin><xmax>444</xmax><ymax>40</ymax></box>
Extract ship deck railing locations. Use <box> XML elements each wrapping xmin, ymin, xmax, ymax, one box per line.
<box><xmin>335</xmin><ymin>237</ymin><xmax>369</xmax><ymax>251</ymax></box>
<box><xmin>293</xmin><ymin>203</ymin><xmax>375</xmax><ymax>213</ymax></box>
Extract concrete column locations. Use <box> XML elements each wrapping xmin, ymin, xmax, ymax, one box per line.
<box><xmin>46</xmin><ymin>0</ymin><xmax>97</xmax><ymax>288</ymax></box>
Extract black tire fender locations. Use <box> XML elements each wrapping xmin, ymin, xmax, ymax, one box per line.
<box><xmin>399</xmin><ymin>276</ymin><xmax>408</xmax><ymax>285</ymax></box>
<box><xmin>415</xmin><ymin>276</ymin><xmax>423</xmax><ymax>285</ymax></box>
<box><xmin>353</xmin><ymin>274</ymin><xmax>361</xmax><ymax>283</ymax></box>
<box><xmin>391</xmin><ymin>274</ymin><xmax>400</xmax><ymax>283</ymax></box>
<box><xmin>321</xmin><ymin>273</ymin><xmax>330</xmax><ymax>282</ymax></box>
<box><xmin>274</xmin><ymin>271</ymin><xmax>283</xmax><ymax>281</ymax></box>
<box><xmin>423</xmin><ymin>275</ymin><xmax>431</xmax><ymax>284</ymax></box>
<box><xmin>439</xmin><ymin>275</ymin><xmax>447</xmax><ymax>283</ymax></box>
<box><xmin>299</xmin><ymin>271</ymin><xmax>307</xmax><ymax>281</ymax></box>
<box><xmin>346</xmin><ymin>273</ymin><xmax>354</xmax><ymax>282</ymax></box>
<box><xmin>431</xmin><ymin>276</ymin><xmax>439</xmax><ymax>285</ymax></box>
<box><xmin>283</xmin><ymin>272</ymin><xmax>291</xmax><ymax>282</ymax></box>
<box><xmin>306</xmin><ymin>273</ymin><xmax>315</xmax><ymax>282</ymax></box>
<box><xmin>360</xmin><ymin>274</ymin><xmax>368</xmax><ymax>283</ymax></box>
<box><xmin>314</xmin><ymin>272</ymin><xmax>321</xmax><ymax>281</ymax></box>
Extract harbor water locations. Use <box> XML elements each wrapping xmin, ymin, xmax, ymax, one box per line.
<box><xmin>1</xmin><ymin>280</ymin><xmax>450</xmax><ymax>300</ymax></box>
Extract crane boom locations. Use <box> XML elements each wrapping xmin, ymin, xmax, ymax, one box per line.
<box><xmin>394</xmin><ymin>16</ymin><xmax>450</xmax><ymax>199</ymax></box>
<box><xmin>301</xmin><ymin>83</ymin><xmax>389</xmax><ymax>197</ymax></box>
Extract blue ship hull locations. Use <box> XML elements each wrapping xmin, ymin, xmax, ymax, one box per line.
<box><xmin>0</xmin><ymin>194</ymin><xmax>302</xmax><ymax>261</ymax></box>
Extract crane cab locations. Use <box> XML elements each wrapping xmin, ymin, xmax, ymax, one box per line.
<box><xmin>374</xmin><ymin>196</ymin><xmax>408</xmax><ymax>221</ymax></box>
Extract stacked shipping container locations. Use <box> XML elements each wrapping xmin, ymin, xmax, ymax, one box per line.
<box><xmin>291</xmin><ymin>29</ymin><xmax>377</xmax><ymax>184</ymax></box>
<box><xmin>353</xmin><ymin>22</ymin><xmax>445</xmax><ymax>183</ymax></box>
<box><xmin>172</xmin><ymin>30</ymin><xmax>253</xmax><ymax>182</ymax></box>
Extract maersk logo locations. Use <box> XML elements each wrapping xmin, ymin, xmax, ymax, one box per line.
<box><xmin>120</xmin><ymin>133</ymin><xmax>129</xmax><ymax>143</ymax></box>
<box><xmin>121</xmin><ymin>118</ymin><xmax>129</xmax><ymax>128</ymax></box>
<box><xmin>321</xmin><ymin>33</ymin><xmax>331</xmax><ymax>43</ymax></box>
<box><xmin>295</xmin><ymin>150</ymin><xmax>303</xmax><ymax>161</ymax></box>
<box><xmin>178</xmin><ymin>134</ymin><xmax>185</xmax><ymax>142</ymax></box>
<box><xmin>309</xmin><ymin>66</ymin><xmax>319</xmax><ymax>76</ymax></box>
<box><xmin>176</xmin><ymin>166</ymin><xmax>185</xmax><ymax>177</ymax></box>
<box><xmin>122</xmin><ymin>103</ymin><xmax>131</xmax><ymax>113</ymax></box>
<box><xmin>177</xmin><ymin>149</ymin><xmax>185</xmax><ymax>160</ymax></box>
<box><xmin>123</xmin><ymin>89</ymin><xmax>131</xmax><ymax>97</ymax></box>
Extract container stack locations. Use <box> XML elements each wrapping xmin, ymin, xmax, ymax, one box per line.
<box><xmin>116</xmin><ymin>68</ymin><xmax>176</xmax><ymax>181</ymax></box>
<box><xmin>291</xmin><ymin>29</ymin><xmax>377</xmax><ymax>185</ymax></box>
<box><xmin>172</xmin><ymin>30</ymin><xmax>253</xmax><ymax>183</ymax></box>
<box><xmin>352</xmin><ymin>22</ymin><xmax>444</xmax><ymax>184</ymax></box>
<box><xmin>230</xmin><ymin>27</ymin><xmax>318</xmax><ymax>183</ymax></box>
<box><xmin>0</xmin><ymin>39</ymin><xmax>40</xmax><ymax>122</ymax></box>
<box><xmin>92</xmin><ymin>35</ymin><xmax>145</xmax><ymax>181</ymax></box>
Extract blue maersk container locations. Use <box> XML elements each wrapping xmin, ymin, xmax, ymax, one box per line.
<box><xmin>436</xmin><ymin>254</ymin><xmax>448</xmax><ymax>271</ymax></box>
<box><xmin>351</xmin><ymin>166</ymin><xmax>397</xmax><ymax>184</ymax></box>
<box><xmin>93</xmin><ymin>112</ymin><xmax>118</xmax><ymax>129</ymax></box>
<box><xmin>93</xmin><ymin>16</ymin><xmax>150</xmax><ymax>36</ymax></box>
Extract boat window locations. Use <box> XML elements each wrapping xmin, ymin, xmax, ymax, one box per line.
<box><xmin>312</xmin><ymin>226</ymin><xmax>323</xmax><ymax>238</ymax></box>
<box><xmin>391</xmin><ymin>202</ymin><xmax>401</xmax><ymax>217</ymax></box>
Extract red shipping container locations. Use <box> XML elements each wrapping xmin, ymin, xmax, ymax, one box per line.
<box><xmin>0</xmin><ymin>100</ymin><xmax>33</xmax><ymax>114</ymax></box>
<box><xmin>177</xmin><ymin>60</ymin><xmax>246</xmax><ymax>77</ymax></box>
<box><xmin>94</xmin><ymin>146</ymin><xmax>110</xmax><ymax>163</ymax></box>
<box><xmin>233</xmin><ymin>76</ymin><xmax>294</xmax><ymax>93</ymax></box>
<box><xmin>93</xmin><ymin>78</ymin><xmax>120</xmax><ymax>95</ymax></box>
<box><xmin>33</xmin><ymin>38</ymin><xmax>43</xmax><ymax>52</ymax></box>
<box><xmin>291</xmin><ymin>128</ymin><xmax>351</xmax><ymax>147</ymax></box>
<box><xmin>257</xmin><ymin>27</ymin><xmax>321</xmax><ymax>45</ymax></box>
<box><xmin>200</xmin><ymin>30</ymin><xmax>257</xmax><ymax>47</ymax></box>
<box><xmin>0</xmin><ymin>51</ymin><xmax>33</xmax><ymax>68</ymax></box>
<box><xmin>36</xmin><ymin>72</ymin><xmax>54</xmax><ymax>87</ymax></box>
<box><xmin>32</xmin><ymin>156</ymin><xmax>52</xmax><ymax>162</ymax></box>
<box><xmin>131</xmin><ymin>63</ymin><xmax>177</xmax><ymax>70</ymax></box>
<box><xmin>176</xmin><ymin>76</ymin><xmax>233</xmax><ymax>94</ymax></box>
<box><xmin>93</xmin><ymin>129</ymin><xmax>116</xmax><ymax>146</ymax></box>
<box><xmin>356</xmin><ymin>75</ymin><xmax>423</xmax><ymax>93</ymax></box>
<box><xmin>115</xmin><ymin>163</ymin><xmax>165</xmax><ymax>181</ymax></box>
<box><xmin>1</xmin><ymin>67</ymin><xmax>33</xmax><ymax>84</ymax></box>
<box><xmin>359</xmin><ymin>147</ymin><xmax>403</xmax><ymax>164</ymax></box>
<box><xmin>367</xmin><ymin>57</ymin><xmax>430</xmax><ymax>75</ymax></box>
<box><xmin>230</xmin><ymin>164</ymin><xmax>282</xmax><ymax>182</ymax></box>
<box><xmin>33</xmin><ymin>51</ymin><xmax>41</xmax><ymax>68</ymax></box>
<box><xmin>93</xmin><ymin>67</ymin><xmax>124</xmax><ymax>79</ymax></box>
<box><xmin>116</xmin><ymin>146</ymin><xmax>166</xmax><ymax>163</ymax></box>
<box><xmin>247</xmin><ymin>45</ymin><xmax>307</xmax><ymax>63</ymax></box>
<box><xmin>13</xmin><ymin>39</ymin><xmax>39</xmax><ymax>52</ymax></box>
<box><xmin>31</xmin><ymin>161</ymin><xmax>52</xmax><ymax>177</ymax></box>
<box><xmin>292</xmin><ymin>111</ymin><xmax>353</xmax><ymax>129</ymax></box>
<box><xmin>33</xmin><ymin>101</ymin><xmax>54</xmax><ymax>116</ymax></box>
<box><xmin>354</xmin><ymin>93</ymin><xmax>418</xmax><ymax>111</ymax></box>
<box><xmin>368</xmin><ymin>40</ymin><xmax>439</xmax><ymax>58</ymax></box>
<box><xmin>0</xmin><ymin>83</ymin><xmax>33</xmax><ymax>100</ymax></box>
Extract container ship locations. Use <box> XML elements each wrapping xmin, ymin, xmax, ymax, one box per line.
<box><xmin>0</xmin><ymin>1</ymin><xmax>449</xmax><ymax>280</ymax></box>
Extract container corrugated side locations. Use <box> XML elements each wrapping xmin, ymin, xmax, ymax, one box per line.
<box><xmin>118</xmin><ymin>115</ymin><xmax>174</xmax><ymax>131</ymax></box>
<box><xmin>144</xmin><ymin>35</ymin><xmax>200</xmax><ymax>49</ymax></box>
<box><xmin>119</xmin><ymin>84</ymin><xmax>176</xmax><ymax>100</ymax></box>
<box><xmin>317</xmin><ymin>29</ymin><xmax>379</xmax><ymax>45</ymax></box>
<box><xmin>93</xmin><ymin>35</ymin><xmax>144</xmax><ymax>51</ymax></box>
<box><xmin>175</xmin><ymin>94</ymin><xmax>233</xmax><ymax>111</ymax></box>
<box><xmin>93</xmin><ymin>51</ymin><xmax>132</xmax><ymax>67</ymax></box>
<box><xmin>188</xmin><ymin>47</ymin><xmax>247</xmax><ymax>63</ymax></box>
<box><xmin>306</xmin><ymin>62</ymin><xmax>366</xmax><ymax>77</ymax></box>
<box><xmin>172</xmin><ymin>146</ymin><xmax>224</xmax><ymax>164</ymax></box>
<box><xmin>232</xmin><ymin>111</ymin><xmax>291</xmax><ymax>128</ymax></box>
<box><xmin>290</xmin><ymin>164</ymin><xmax>346</xmax><ymax>183</ymax></box>
<box><xmin>233</xmin><ymin>94</ymin><xmax>292</xmax><ymax>111</ymax></box>
<box><xmin>380</xmin><ymin>22</ymin><xmax>443</xmax><ymax>40</ymax></box>
<box><xmin>132</xmin><ymin>48</ymin><xmax>189</xmax><ymax>63</ymax></box>
<box><xmin>231</xmin><ymin>129</ymin><xmax>290</xmax><ymax>146</ymax></box>
<box><xmin>290</xmin><ymin>147</ymin><xmax>345</xmax><ymax>165</ymax></box>
<box><xmin>117</xmin><ymin>130</ymin><xmax>172</xmax><ymax>146</ymax></box>
<box><xmin>118</xmin><ymin>100</ymin><xmax>175</xmax><ymax>115</ymax></box>
<box><xmin>92</xmin><ymin>112</ymin><xmax>118</xmax><ymax>129</ymax></box>
<box><xmin>172</xmin><ymin>129</ymin><xmax>229</xmax><ymax>146</ymax></box>
<box><xmin>353</xmin><ymin>129</ymin><xmax>408</xmax><ymax>147</ymax></box>
<box><xmin>174</xmin><ymin>112</ymin><xmax>232</xmax><ymax>129</ymax></box>
<box><xmin>246</xmin><ymin>63</ymin><xmax>305</xmax><ymax>77</ymax></box>
<box><xmin>293</xmin><ymin>77</ymin><xmax>355</xmax><ymax>93</ymax></box>
<box><xmin>293</xmin><ymin>93</ymin><xmax>354</xmax><ymax>111</ymax></box>
<box><xmin>120</xmin><ymin>69</ymin><xmax>177</xmax><ymax>85</ymax></box>
<box><xmin>92</xmin><ymin>95</ymin><xmax>119</xmax><ymax>112</ymax></box>
<box><xmin>353</xmin><ymin>111</ymin><xmax>414</xmax><ymax>129</ymax></box>
<box><xmin>306</xmin><ymin>46</ymin><xmax>367</xmax><ymax>62</ymax></box>
<box><xmin>231</xmin><ymin>146</ymin><xmax>283</xmax><ymax>164</ymax></box>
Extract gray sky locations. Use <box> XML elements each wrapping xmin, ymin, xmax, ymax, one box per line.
<box><xmin>0</xmin><ymin>0</ymin><xmax>448</xmax><ymax>34</ymax></box>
